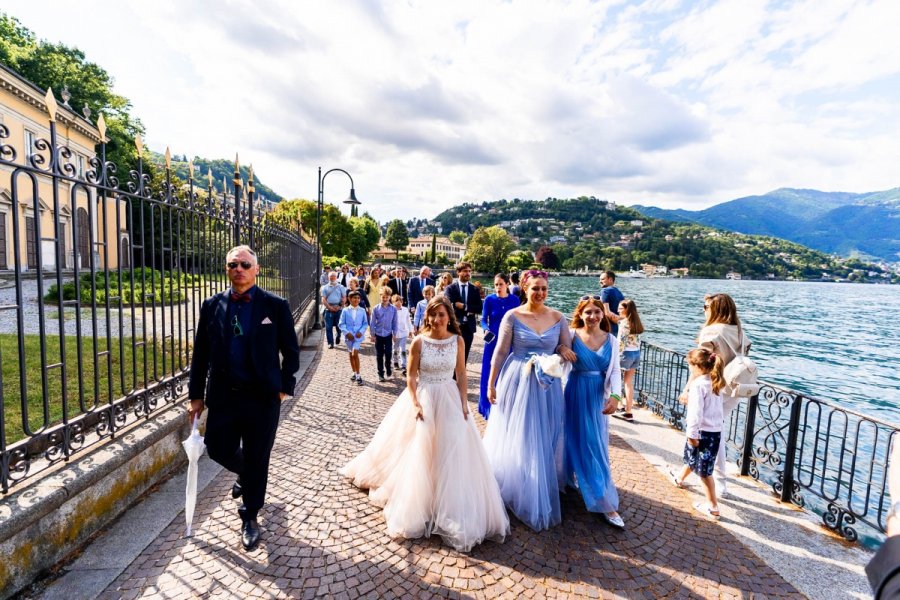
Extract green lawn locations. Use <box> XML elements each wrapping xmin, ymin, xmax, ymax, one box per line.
<box><xmin>1</xmin><ymin>334</ymin><xmax>190</xmax><ymax>445</ymax></box>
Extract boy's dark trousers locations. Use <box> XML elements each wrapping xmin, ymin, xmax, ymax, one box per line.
<box><xmin>375</xmin><ymin>334</ymin><xmax>393</xmax><ymax>377</ymax></box>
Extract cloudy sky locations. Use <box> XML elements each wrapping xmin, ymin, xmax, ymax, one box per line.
<box><xmin>6</xmin><ymin>0</ymin><xmax>900</xmax><ymax>222</ymax></box>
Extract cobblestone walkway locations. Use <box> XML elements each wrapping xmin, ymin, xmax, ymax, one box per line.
<box><xmin>99</xmin><ymin>337</ymin><xmax>803</xmax><ymax>599</ymax></box>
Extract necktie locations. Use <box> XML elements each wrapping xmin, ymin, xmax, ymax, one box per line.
<box><xmin>461</xmin><ymin>284</ymin><xmax>467</xmax><ymax>305</ymax></box>
<box><xmin>230</xmin><ymin>291</ymin><xmax>251</xmax><ymax>303</ymax></box>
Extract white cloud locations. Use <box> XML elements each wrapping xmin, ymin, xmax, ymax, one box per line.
<box><xmin>4</xmin><ymin>0</ymin><xmax>900</xmax><ymax>221</ymax></box>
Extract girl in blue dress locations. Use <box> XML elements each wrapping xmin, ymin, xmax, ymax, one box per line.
<box><xmin>482</xmin><ymin>270</ymin><xmax>577</xmax><ymax>531</ymax></box>
<box><xmin>564</xmin><ymin>296</ymin><xmax>625</xmax><ymax>528</ymax></box>
<box><xmin>478</xmin><ymin>274</ymin><xmax>521</xmax><ymax>419</ymax></box>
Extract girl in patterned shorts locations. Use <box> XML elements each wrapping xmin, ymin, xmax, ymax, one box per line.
<box><xmin>670</xmin><ymin>348</ymin><xmax>725</xmax><ymax>517</ymax></box>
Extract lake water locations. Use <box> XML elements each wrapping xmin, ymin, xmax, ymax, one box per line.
<box><xmin>487</xmin><ymin>277</ymin><xmax>900</xmax><ymax>425</ymax></box>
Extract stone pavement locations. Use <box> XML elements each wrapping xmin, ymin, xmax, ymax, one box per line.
<box><xmin>62</xmin><ymin>333</ymin><xmax>804</xmax><ymax>599</ymax></box>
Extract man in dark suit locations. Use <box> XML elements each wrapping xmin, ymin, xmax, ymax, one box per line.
<box><xmin>408</xmin><ymin>265</ymin><xmax>434</xmax><ymax>310</ymax></box>
<box><xmin>187</xmin><ymin>245</ymin><xmax>300</xmax><ymax>551</ymax></box>
<box><xmin>388</xmin><ymin>267</ymin><xmax>410</xmax><ymax>306</ymax></box>
<box><xmin>444</xmin><ymin>261</ymin><xmax>483</xmax><ymax>361</ymax></box>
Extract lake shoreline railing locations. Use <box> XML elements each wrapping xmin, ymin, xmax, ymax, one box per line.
<box><xmin>636</xmin><ymin>340</ymin><xmax>896</xmax><ymax>548</ymax></box>
<box><xmin>0</xmin><ymin>105</ymin><xmax>318</xmax><ymax>494</ymax></box>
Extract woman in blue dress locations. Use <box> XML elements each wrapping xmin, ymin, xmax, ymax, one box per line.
<box><xmin>478</xmin><ymin>274</ymin><xmax>521</xmax><ymax>419</ymax></box>
<box><xmin>564</xmin><ymin>296</ymin><xmax>625</xmax><ymax>528</ymax></box>
<box><xmin>482</xmin><ymin>270</ymin><xmax>577</xmax><ymax>531</ymax></box>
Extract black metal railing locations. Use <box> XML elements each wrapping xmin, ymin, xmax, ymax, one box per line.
<box><xmin>635</xmin><ymin>340</ymin><xmax>897</xmax><ymax>547</ymax></box>
<box><xmin>0</xmin><ymin>111</ymin><xmax>317</xmax><ymax>494</ymax></box>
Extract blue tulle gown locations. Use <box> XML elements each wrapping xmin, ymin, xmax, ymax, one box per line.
<box><xmin>479</xmin><ymin>293</ymin><xmax>521</xmax><ymax>419</ymax></box>
<box><xmin>563</xmin><ymin>334</ymin><xmax>620</xmax><ymax>513</ymax></box>
<box><xmin>482</xmin><ymin>312</ymin><xmax>571</xmax><ymax>531</ymax></box>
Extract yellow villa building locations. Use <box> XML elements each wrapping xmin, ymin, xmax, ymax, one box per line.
<box><xmin>0</xmin><ymin>63</ymin><xmax>128</xmax><ymax>273</ymax></box>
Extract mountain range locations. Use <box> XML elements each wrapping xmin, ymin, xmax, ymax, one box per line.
<box><xmin>631</xmin><ymin>188</ymin><xmax>900</xmax><ymax>262</ymax></box>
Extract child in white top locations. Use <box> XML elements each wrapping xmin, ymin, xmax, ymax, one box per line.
<box><xmin>671</xmin><ymin>348</ymin><xmax>725</xmax><ymax>518</ymax></box>
<box><xmin>392</xmin><ymin>294</ymin><xmax>412</xmax><ymax>375</ymax></box>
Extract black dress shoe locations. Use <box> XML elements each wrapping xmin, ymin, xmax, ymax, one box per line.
<box><xmin>231</xmin><ymin>479</ymin><xmax>242</xmax><ymax>499</ymax></box>
<box><xmin>241</xmin><ymin>518</ymin><xmax>260</xmax><ymax>550</ymax></box>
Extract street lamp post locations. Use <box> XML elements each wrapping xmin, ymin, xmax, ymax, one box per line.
<box><xmin>314</xmin><ymin>166</ymin><xmax>361</xmax><ymax>329</ymax></box>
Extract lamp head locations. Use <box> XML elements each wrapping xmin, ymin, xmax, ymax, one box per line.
<box><xmin>343</xmin><ymin>188</ymin><xmax>361</xmax><ymax>206</ymax></box>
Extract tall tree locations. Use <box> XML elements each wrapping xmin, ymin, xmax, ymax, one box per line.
<box><xmin>266</xmin><ymin>199</ymin><xmax>353</xmax><ymax>257</ymax></box>
<box><xmin>385</xmin><ymin>219</ymin><xmax>410</xmax><ymax>259</ymax></box>
<box><xmin>464</xmin><ymin>226</ymin><xmax>516</xmax><ymax>274</ymax></box>
<box><xmin>348</xmin><ymin>215</ymin><xmax>380</xmax><ymax>263</ymax></box>
<box><xmin>431</xmin><ymin>233</ymin><xmax>437</xmax><ymax>263</ymax></box>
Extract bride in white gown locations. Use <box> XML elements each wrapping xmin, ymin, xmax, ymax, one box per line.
<box><xmin>340</xmin><ymin>297</ymin><xmax>509</xmax><ymax>552</ymax></box>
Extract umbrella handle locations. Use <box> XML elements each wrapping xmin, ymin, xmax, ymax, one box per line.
<box><xmin>191</xmin><ymin>414</ymin><xmax>201</xmax><ymax>434</ymax></box>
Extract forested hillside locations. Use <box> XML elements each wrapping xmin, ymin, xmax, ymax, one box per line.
<box><xmin>434</xmin><ymin>197</ymin><xmax>894</xmax><ymax>282</ymax></box>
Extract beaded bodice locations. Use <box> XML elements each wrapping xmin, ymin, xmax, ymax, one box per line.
<box><xmin>418</xmin><ymin>335</ymin><xmax>458</xmax><ymax>384</ymax></box>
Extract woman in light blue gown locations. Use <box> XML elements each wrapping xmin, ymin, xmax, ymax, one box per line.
<box><xmin>482</xmin><ymin>270</ymin><xmax>577</xmax><ymax>531</ymax></box>
<box><xmin>564</xmin><ymin>296</ymin><xmax>625</xmax><ymax>528</ymax></box>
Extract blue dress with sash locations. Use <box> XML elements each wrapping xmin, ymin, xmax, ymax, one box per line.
<box><xmin>563</xmin><ymin>335</ymin><xmax>619</xmax><ymax>513</ymax></box>
<box><xmin>482</xmin><ymin>313</ymin><xmax>570</xmax><ymax>531</ymax></box>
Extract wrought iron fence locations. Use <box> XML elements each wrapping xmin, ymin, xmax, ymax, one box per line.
<box><xmin>0</xmin><ymin>104</ymin><xmax>317</xmax><ymax>494</ymax></box>
<box><xmin>636</xmin><ymin>340</ymin><xmax>897</xmax><ymax>547</ymax></box>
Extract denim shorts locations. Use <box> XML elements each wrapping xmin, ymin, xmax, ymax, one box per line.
<box><xmin>620</xmin><ymin>350</ymin><xmax>641</xmax><ymax>370</ymax></box>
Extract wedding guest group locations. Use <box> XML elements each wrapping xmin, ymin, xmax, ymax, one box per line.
<box><xmin>188</xmin><ymin>245</ymin><xmax>300</xmax><ymax>551</ymax></box>
<box><xmin>329</xmin><ymin>263</ymin><xmax>760</xmax><ymax>551</ymax></box>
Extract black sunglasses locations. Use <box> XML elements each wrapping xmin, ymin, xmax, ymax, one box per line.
<box><xmin>227</xmin><ymin>260</ymin><xmax>253</xmax><ymax>270</ymax></box>
<box><xmin>580</xmin><ymin>294</ymin><xmax>603</xmax><ymax>301</ymax></box>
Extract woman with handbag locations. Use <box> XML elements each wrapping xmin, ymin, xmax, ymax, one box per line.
<box><xmin>694</xmin><ymin>293</ymin><xmax>752</xmax><ymax>497</ymax></box>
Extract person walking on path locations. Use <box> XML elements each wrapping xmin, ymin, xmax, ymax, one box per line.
<box><xmin>346</xmin><ymin>277</ymin><xmax>370</xmax><ymax>317</ymax></box>
<box><xmin>370</xmin><ymin>288</ymin><xmax>400</xmax><ymax>382</ymax></box>
<box><xmin>408</xmin><ymin>266</ymin><xmax>434</xmax><ymax>310</ymax></box>
<box><xmin>670</xmin><ymin>348</ymin><xmax>726</xmax><ymax>519</ymax></box>
<box><xmin>615</xmin><ymin>298</ymin><xmax>644</xmax><ymax>422</ymax></box>
<box><xmin>435</xmin><ymin>272</ymin><xmax>453</xmax><ymax>297</ymax></box>
<box><xmin>482</xmin><ymin>270</ymin><xmax>577</xmax><ymax>532</ymax></box>
<box><xmin>388</xmin><ymin>268</ymin><xmax>411</xmax><ymax>307</ymax></box>
<box><xmin>691</xmin><ymin>293</ymin><xmax>751</xmax><ymax>497</ymax></box>
<box><xmin>321</xmin><ymin>271</ymin><xmax>346</xmax><ymax>349</ymax></box>
<box><xmin>564</xmin><ymin>296</ymin><xmax>625</xmax><ymax>528</ymax></box>
<box><xmin>365</xmin><ymin>267</ymin><xmax>384</xmax><ymax>310</ymax></box>
<box><xmin>392</xmin><ymin>294</ymin><xmax>412</xmax><ymax>376</ymax></box>
<box><xmin>340</xmin><ymin>297</ymin><xmax>509</xmax><ymax>552</ymax></box>
<box><xmin>187</xmin><ymin>245</ymin><xmax>300</xmax><ymax>551</ymax></box>
<box><xmin>477</xmin><ymin>273</ymin><xmax>519</xmax><ymax>419</ymax></box>
<box><xmin>340</xmin><ymin>290</ymin><xmax>369</xmax><ymax>386</ymax></box>
<box><xmin>598</xmin><ymin>271</ymin><xmax>625</xmax><ymax>336</ymax></box>
<box><xmin>413</xmin><ymin>285</ymin><xmax>435</xmax><ymax>335</ymax></box>
<box><xmin>444</xmin><ymin>261</ymin><xmax>483</xmax><ymax>362</ymax></box>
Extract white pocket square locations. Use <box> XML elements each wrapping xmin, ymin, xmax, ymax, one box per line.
<box><xmin>261</xmin><ymin>317</ymin><xmax>273</xmax><ymax>325</ymax></box>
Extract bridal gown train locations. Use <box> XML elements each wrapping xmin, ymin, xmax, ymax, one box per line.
<box><xmin>340</xmin><ymin>335</ymin><xmax>509</xmax><ymax>552</ymax></box>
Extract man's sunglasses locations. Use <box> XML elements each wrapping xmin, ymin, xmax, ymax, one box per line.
<box><xmin>227</xmin><ymin>261</ymin><xmax>253</xmax><ymax>270</ymax></box>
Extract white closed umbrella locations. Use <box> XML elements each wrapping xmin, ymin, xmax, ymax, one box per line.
<box><xmin>182</xmin><ymin>415</ymin><xmax>206</xmax><ymax>537</ymax></box>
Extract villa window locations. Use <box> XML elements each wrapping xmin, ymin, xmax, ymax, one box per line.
<box><xmin>24</xmin><ymin>129</ymin><xmax>36</xmax><ymax>160</ymax></box>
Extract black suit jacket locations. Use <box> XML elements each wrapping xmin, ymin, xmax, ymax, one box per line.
<box><xmin>388</xmin><ymin>277</ymin><xmax>410</xmax><ymax>306</ymax></box>
<box><xmin>189</xmin><ymin>287</ymin><xmax>301</xmax><ymax>406</ymax></box>
<box><xmin>408</xmin><ymin>276</ymin><xmax>434</xmax><ymax>309</ymax></box>
<box><xmin>444</xmin><ymin>281</ymin><xmax>483</xmax><ymax>333</ymax></box>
